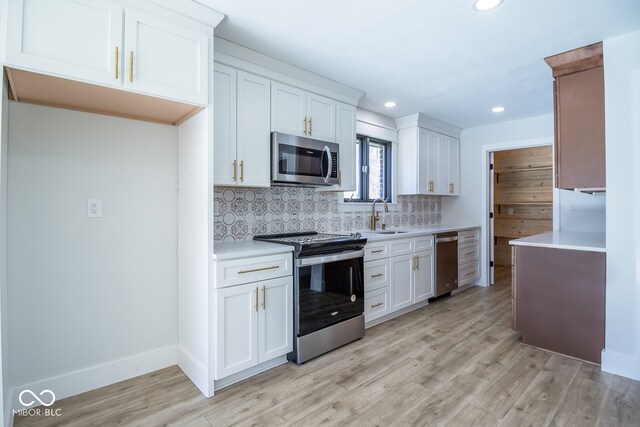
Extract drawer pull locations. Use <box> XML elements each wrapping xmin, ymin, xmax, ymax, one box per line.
<box><xmin>464</xmin><ymin>252</ymin><xmax>475</xmax><ymax>256</ymax></box>
<box><xmin>371</xmin><ymin>302</ymin><xmax>384</xmax><ymax>308</ymax></box>
<box><xmin>465</xmin><ymin>271</ymin><xmax>477</xmax><ymax>277</ymax></box>
<box><xmin>371</xmin><ymin>249</ymin><xmax>384</xmax><ymax>254</ymax></box>
<box><xmin>238</xmin><ymin>265</ymin><xmax>280</xmax><ymax>275</ymax></box>
<box><xmin>371</xmin><ymin>273</ymin><xmax>384</xmax><ymax>278</ymax></box>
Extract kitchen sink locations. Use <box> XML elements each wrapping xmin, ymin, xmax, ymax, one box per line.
<box><xmin>372</xmin><ymin>230</ymin><xmax>409</xmax><ymax>234</ymax></box>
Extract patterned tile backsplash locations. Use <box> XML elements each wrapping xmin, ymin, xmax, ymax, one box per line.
<box><xmin>214</xmin><ymin>186</ymin><xmax>441</xmax><ymax>242</ymax></box>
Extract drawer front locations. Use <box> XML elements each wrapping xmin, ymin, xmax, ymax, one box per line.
<box><xmin>458</xmin><ymin>228</ymin><xmax>480</xmax><ymax>244</ymax></box>
<box><xmin>365</xmin><ymin>287</ymin><xmax>390</xmax><ymax>322</ymax></box>
<box><xmin>365</xmin><ymin>242</ymin><xmax>390</xmax><ymax>261</ymax></box>
<box><xmin>364</xmin><ymin>259</ymin><xmax>390</xmax><ymax>292</ymax></box>
<box><xmin>458</xmin><ymin>241</ymin><xmax>481</xmax><ymax>264</ymax></box>
<box><xmin>389</xmin><ymin>238</ymin><xmax>414</xmax><ymax>257</ymax></box>
<box><xmin>458</xmin><ymin>261</ymin><xmax>480</xmax><ymax>286</ymax></box>
<box><xmin>415</xmin><ymin>235</ymin><xmax>434</xmax><ymax>251</ymax></box>
<box><xmin>215</xmin><ymin>253</ymin><xmax>292</xmax><ymax>288</ymax></box>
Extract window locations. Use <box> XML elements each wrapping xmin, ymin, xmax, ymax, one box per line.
<box><xmin>344</xmin><ymin>135</ymin><xmax>392</xmax><ymax>202</ymax></box>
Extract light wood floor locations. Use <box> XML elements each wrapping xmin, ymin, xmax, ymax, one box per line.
<box><xmin>16</xmin><ymin>267</ymin><xmax>640</xmax><ymax>426</ymax></box>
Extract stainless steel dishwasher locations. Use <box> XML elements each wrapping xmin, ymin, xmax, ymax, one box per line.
<box><xmin>434</xmin><ymin>232</ymin><xmax>458</xmax><ymax>297</ymax></box>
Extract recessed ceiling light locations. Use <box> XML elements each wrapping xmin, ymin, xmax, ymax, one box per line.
<box><xmin>492</xmin><ymin>106</ymin><xmax>505</xmax><ymax>113</ymax></box>
<box><xmin>473</xmin><ymin>0</ymin><xmax>504</xmax><ymax>11</ymax></box>
<box><xmin>384</xmin><ymin>101</ymin><xmax>397</xmax><ymax>108</ymax></box>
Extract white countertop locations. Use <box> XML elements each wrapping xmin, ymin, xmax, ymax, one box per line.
<box><xmin>359</xmin><ymin>224</ymin><xmax>480</xmax><ymax>241</ymax></box>
<box><xmin>212</xmin><ymin>224</ymin><xmax>479</xmax><ymax>259</ymax></box>
<box><xmin>212</xmin><ymin>240</ymin><xmax>293</xmax><ymax>261</ymax></box>
<box><xmin>510</xmin><ymin>231</ymin><xmax>606</xmax><ymax>253</ymax></box>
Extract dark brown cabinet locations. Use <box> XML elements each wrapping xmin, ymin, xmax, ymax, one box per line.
<box><xmin>545</xmin><ymin>42</ymin><xmax>606</xmax><ymax>191</ymax></box>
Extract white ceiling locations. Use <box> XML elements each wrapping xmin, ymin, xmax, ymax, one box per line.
<box><xmin>199</xmin><ymin>0</ymin><xmax>640</xmax><ymax>129</ymax></box>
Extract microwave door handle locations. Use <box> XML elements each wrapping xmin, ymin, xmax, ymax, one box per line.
<box><xmin>322</xmin><ymin>146</ymin><xmax>332</xmax><ymax>183</ymax></box>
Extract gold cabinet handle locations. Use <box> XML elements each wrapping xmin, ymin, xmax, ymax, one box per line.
<box><xmin>129</xmin><ymin>51</ymin><xmax>134</xmax><ymax>82</ymax></box>
<box><xmin>115</xmin><ymin>46</ymin><xmax>119</xmax><ymax>79</ymax></box>
<box><xmin>255</xmin><ymin>287</ymin><xmax>258</xmax><ymax>312</ymax></box>
<box><xmin>371</xmin><ymin>302</ymin><xmax>383</xmax><ymax>309</ymax></box>
<box><xmin>240</xmin><ymin>160</ymin><xmax>244</xmax><ymax>182</ymax></box>
<box><xmin>464</xmin><ymin>251</ymin><xmax>475</xmax><ymax>256</ymax></box>
<box><xmin>237</xmin><ymin>265</ymin><xmax>279</xmax><ymax>275</ymax></box>
<box><xmin>371</xmin><ymin>273</ymin><xmax>383</xmax><ymax>278</ymax></box>
<box><xmin>261</xmin><ymin>286</ymin><xmax>266</xmax><ymax>310</ymax></box>
<box><xmin>371</xmin><ymin>249</ymin><xmax>384</xmax><ymax>254</ymax></box>
<box><xmin>309</xmin><ymin>117</ymin><xmax>312</xmax><ymax>135</ymax></box>
<box><xmin>232</xmin><ymin>160</ymin><xmax>237</xmax><ymax>182</ymax></box>
<box><xmin>465</xmin><ymin>271</ymin><xmax>476</xmax><ymax>277</ymax></box>
<box><xmin>303</xmin><ymin>116</ymin><xmax>308</xmax><ymax>135</ymax></box>
<box><xmin>416</xmin><ymin>256</ymin><xmax>420</xmax><ymax>270</ymax></box>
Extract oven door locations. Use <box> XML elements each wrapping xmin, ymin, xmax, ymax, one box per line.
<box><xmin>272</xmin><ymin>132</ymin><xmax>339</xmax><ymax>186</ymax></box>
<box><xmin>295</xmin><ymin>250</ymin><xmax>364</xmax><ymax>337</ymax></box>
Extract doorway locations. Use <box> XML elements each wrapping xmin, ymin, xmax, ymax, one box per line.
<box><xmin>488</xmin><ymin>146</ymin><xmax>554</xmax><ymax>284</ymax></box>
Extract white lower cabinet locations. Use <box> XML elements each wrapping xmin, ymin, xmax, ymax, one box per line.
<box><xmin>390</xmin><ymin>253</ymin><xmax>414</xmax><ymax>312</ymax></box>
<box><xmin>364</xmin><ymin>235</ymin><xmax>434</xmax><ymax>323</ymax></box>
<box><xmin>215</xmin><ymin>275</ymin><xmax>293</xmax><ymax>380</ymax></box>
<box><xmin>414</xmin><ymin>250</ymin><xmax>434</xmax><ymax>302</ymax></box>
<box><xmin>458</xmin><ymin>228</ymin><xmax>481</xmax><ymax>287</ymax></box>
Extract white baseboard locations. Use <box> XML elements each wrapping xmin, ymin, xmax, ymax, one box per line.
<box><xmin>177</xmin><ymin>346</ymin><xmax>212</xmax><ymax>398</ymax></box>
<box><xmin>11</xmin><ymin>345</ymin><xmax>177</xmax><ymax>412</ymax></box>
<box><xmin>602</xmin><ymin>349</ymin><xmax>640</xmax><ymax>380</ymax></box>
<box><xmin>213</xmin><ymin>356</ymin><xmax>287</xmax><ymax>391</ymax></box>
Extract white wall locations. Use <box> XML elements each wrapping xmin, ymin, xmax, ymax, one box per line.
<box><xmin>601</xmin><ymin>30</ymin><xmax>640</xmax><ymax>380</ymax></box>
<box><xmin>441</xmin><ymin>114</ymin><xmax>555</xmax><ymax>285</ymax></box>
<box><xmin>7</xmin><ymin>103</ymin><xmax>179</xmax><ymax>399</ymax></box>
<box><xmin>0</xmin><ymin>74</ymin><xmax>8</xmax><ymax>427</ymax></box>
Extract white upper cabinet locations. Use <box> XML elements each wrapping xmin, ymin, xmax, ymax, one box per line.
<box><xmin>6</xmin><ymin>0</ymin><xmax>210</xmax><ymax>106</ymax></box>
<box><xmin>271</xmin><ymin>83</ymin><xmax>307</xmax><ymax>137</ymax></box>
<box><xmin>6</xmin><ymin>0</ymin><xmax>123</xmax><ymax>87</ymax></box>
<box><xmin>398</xmin><ymin>127</ymin><xmax>460</xmax><ymax>196</ymax></box>
<box><xmin>333</xmin><ymin>102</ymin><xmax>357</xmax><ymax>191</ymax></box>
<box><xmin>236</xmin><ymin>71</ymin><xmax>271</xmax><ymax>187</ymax></box>
<box><xmin>124</xmin><ymin>9</ymin><xmax>209</xmax><ymax>105</ymax></box>
<box><xmin>271</xmin><ymin>82</ymin><xmax>336</xmax><ymax>142</ymax></box>
<box><xmin>213</xmin><ymin>63</ymin><xmax>237</xmax><ymax>186</ymax></box>
<box><xmin>306</xmin><ymin>93</ymin><xmax>336</xmax><ymax>142</ymax></box>
<box><xmin>214</xmin><ymin>64</ymin><xmax>270</xmax><ymax>188</ymax></box>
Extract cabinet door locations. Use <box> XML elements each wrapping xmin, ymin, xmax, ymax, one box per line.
<box><xmin>258</xmin><ymin>277</ymin><xmax>293</xmax><ymax>363</ymax></box>
<box><xmin>213</xmin><ymin>64</ymin><xmax>237</xmax><ymax>186</ymax></box>
<box><xmin>332</xmin><ymin>102</ymin><xmax>357</xmax><ymax>191</ymax></box>
<box><xmin>237</xmin><ymin>71</ymin><xmax>271</xmax><ymax>187</ymax></box>
<box><xmin>6</xmin><ymin>0</ymin><xmax>123</xmax><ymax>87</ymax></box>
<box><xmin>447</xmin><ymin>137</ymin><xmax>460</xmax><ymax>196</ymax></box>
<box><xmin>556</xmin><ymin>67</ymin><xmax>605</xmax><ymax>189</ymax></box>
<box><xmin>414</xmin><ymin>250</ymin><xmax>434</xmax><ymax>302</ymax></box>
<box><xmin>439</xmin><ymin>136</ymin><xmax>460</xmax><ymax>196</ymax></box>
<box><xmin>307</xmin><ymin>93</ymin><xmax>336</xmax><ymax>142</ymax></box>
<box><xmin>215</xmin><ymin>283</ymin><xmax>258</xmax><ymax>379</ymax></box>
<box><xmin>271</xmin><ymin>82</ymin><xmax>306</xmax><ymax>137</ymax></box>
<box><xmin>389</xmin><ymin>254</ymin><xmax>414</xmax><ymax>312</ymax></box>
<box><xmin>124</xmin><ymin>9</ymin><xmax>209</xmax><ymax>106</ymax></box>
<box><xmin>418</xmin><ymin>128</ymin><xmax>440</xmax><ymax>194</ymax></box>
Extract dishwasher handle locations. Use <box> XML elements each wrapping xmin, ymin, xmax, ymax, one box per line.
<box><xmin>436</xmin><ymin>236</ymin><xmax>458</xmax><ymax>243</ymax></box>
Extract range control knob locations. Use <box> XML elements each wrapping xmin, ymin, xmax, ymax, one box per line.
<box><xmin>349</xmin><ymin>232</ymin><xmax>362</xmax><ymax>239</ymax></box>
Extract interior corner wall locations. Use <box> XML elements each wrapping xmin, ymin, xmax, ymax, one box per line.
<box><xmin>441</xmin><ymin>114</ymin><xmax>554</xmax><ymax>285</ymax></box>
<box><xmin>7</xmin><ymin>102</ymin><xmax>179</xmax><ymax>399</ymax></box>
<box><xmin>601</xmin><ymin>30</ymin><xmax>640</xmax><ymax>380</ymax></box>
<box><xmin>1</xmin><ymin>72</ymin><xmax>9</xmax><ymax>427</ymax></box>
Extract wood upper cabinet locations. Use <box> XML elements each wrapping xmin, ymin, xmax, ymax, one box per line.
<box><xmin>271</xmin><ymin>82</ymin><xmax>336</xmax><ymax>142</ymax></box>
<box><xmin>214</xmin><ymin>64</ymin><xmax>271</xmax><ymax>187</ymax></box>
<box><xmin>6</xmin><ymin>0</ymin><xmax>210</xmax><ymax>106</ymax></box>
<box><xmin>6</xmin><ymin>0</ymin><xmax>123</xmax><ymax>87</ymax></box>
<box><xmin>545</xmin><ymin>42</ymin><xmax>605</xmax><ymax>191</ymax></box>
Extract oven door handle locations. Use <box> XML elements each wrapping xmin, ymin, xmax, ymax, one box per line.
<box><xmin>296</xmin><ymin>250</ymin><xmax>364</xmax><ymax>267</ymax></box>
<box><xmin>321</xmin><ymin>145</ymin><xmax>332</xmax><ymax>183</ymax></box>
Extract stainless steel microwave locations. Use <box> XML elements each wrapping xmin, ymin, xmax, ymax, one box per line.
<box><xmin>271</xmin><ymin>132</ymin><xmax>340</xmax><ymax>186</ymax></box>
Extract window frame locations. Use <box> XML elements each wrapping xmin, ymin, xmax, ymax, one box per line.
<box><xmin>345</xmin><ymin>135</ymin><xmax>392</xmax><ymax>203</ymax></box>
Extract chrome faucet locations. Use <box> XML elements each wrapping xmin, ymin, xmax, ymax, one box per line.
<box><xmin>370</xmin><ymin>198</ymin><xmax>389</xmax><ymax>230</ymax></box>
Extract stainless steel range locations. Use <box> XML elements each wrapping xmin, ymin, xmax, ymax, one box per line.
<box><xmin>254</xmin><ymin>231</ymin><xmax>367</xmax><ymax>363</ymax></box>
